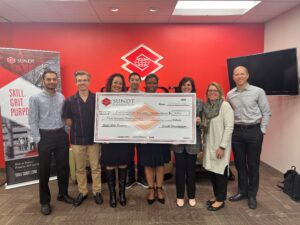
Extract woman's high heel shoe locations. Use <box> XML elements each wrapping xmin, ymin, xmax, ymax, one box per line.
<box><xmin>147</xmin><ymin>187</ymin><xmax>155</xmax><ymax>205</ymax></box>
<box><xmin>106</xmin><ymin>169</ymin><xmax>117</xmax><ymax>208</ymax></box>
<box><xmin>156</xmin><ymin>187</ymin><xmax>165</xmax><ymax>204</ymax></box>
<box><xmin>118</xmin><ymin>168</ymin><xmax>127</xmax><ymax>207</ymax></box>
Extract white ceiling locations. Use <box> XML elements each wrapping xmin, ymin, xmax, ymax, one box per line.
<box><xmin>0</xmin><ymin>0</ymin><xmax>300</xmax><ymax>23</ymax></box>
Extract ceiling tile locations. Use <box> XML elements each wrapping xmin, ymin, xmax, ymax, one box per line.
<box><xmin>234</xmin><ymin>14</ymin><xmax>273</xmax><ymax>23</ymax></box>
<box><xmin>100</xmin><ymin>15</ymin><xmax>170</xmax><ymax>23</ymax></box>
<box><xmin>0</xmin><ymin>0</ymin><xmax>300</xmax><ymax>23</ymax></box>
<box><xmin>170</xmin><ymin>15</ymin><xmax>239</xmax><ymax>23</ymax></box>
<box><xmin>90</xmin><ymin>0</ymin><xmax>177</xmax><ymax>16</ymax></box>
<box><xmin>0</xmin><ymin>1</ymin><xmax>30</xmax><ymax>22</ymax></box>
<box><xmin>245</xmin><ymin>1</ymin><xmax>300</xmax><ymax>15</ymax></box>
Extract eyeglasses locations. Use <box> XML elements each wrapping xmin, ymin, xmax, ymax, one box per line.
<box><xmin>207</xmin><ymin>90</ymin><xmax>219</xmax><ymax>93</ymax></box>
<box><xmin>77</xmin><ymin>79</ymin><xmax>89</xmax><ymax>83</ymax></box>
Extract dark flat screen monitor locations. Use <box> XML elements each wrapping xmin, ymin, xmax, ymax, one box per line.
<box><xmin>227</xmin><ymin>48</ymin><xmax>299</xmax><ymax>95</ymax></box>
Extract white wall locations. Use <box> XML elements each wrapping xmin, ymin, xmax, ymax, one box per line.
<box><xmin>263</xmin><ymin>5</ymin><xmax>300</xmax><ymax>172</ymax></box>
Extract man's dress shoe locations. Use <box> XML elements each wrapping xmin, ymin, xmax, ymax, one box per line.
<box><xmin>73</xmin><ymin>193</ymin><xmax>88</xmax><ymax>207</ymax></box>
<box><xmin>229</xmin><ymin>193</ymin><xmax>247</xmax><ymax>202</ymax></box>
<box><xmin>57</xmin><ymin>194</ymin><xmax>74</xmax><ymax>204</ymax></box>
<box><xmin>41</xmin><ymin>204</ymin><xmax>51</xmax><ymax>215</ymax></box>
<box><xmin>248</xmin><ymin>196</ymin><xmax>257</xmax><ymax>209</ymax></box>
<box><xmin>94</xmin><ymin>192</ymin><xmax>104</xmax><ymax>205</ymax></box>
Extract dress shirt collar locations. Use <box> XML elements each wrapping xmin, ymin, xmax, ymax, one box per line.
<box><xmin>42</xmin><ymin>89</ymin><xmax>57</xmax><ymax>96</ymax></box>
<box><xmin>74</xmin><ymin>90</ymin><xmax>92</xmax><ymax>101</ymax></box>
<box><xmin>233</xmin><ymin>83</ymin><xmax>251</xmax><ymax>92</ymax></box>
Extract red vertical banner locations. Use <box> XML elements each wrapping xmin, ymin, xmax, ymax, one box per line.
<box><xmin>0</xmin><ymin>48</ymin><xmax>61</xmax><ymax>188</ymax></box>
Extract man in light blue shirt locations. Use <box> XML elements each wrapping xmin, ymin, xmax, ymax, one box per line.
<box><xmin>227</xmin><ymin>66</ymin><xmax>271</xmax><ymax>209</ymax></box>
<box><xmin>29</xmin><ymin>70</ymin><xmax>73</xmax><ymax>215</ymax></box>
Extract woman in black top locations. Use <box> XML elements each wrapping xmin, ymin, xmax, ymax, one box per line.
<box><xmin>139</xmin><ymin>74</ymin><xmax>171</xmax><ymax>204</ymax></box>
<box><xmin>101</xmin><ymin>73</ymin><xmax>132</xmax><ymax>208</ymax></box>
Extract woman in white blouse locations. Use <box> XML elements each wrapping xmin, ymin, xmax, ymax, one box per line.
<box><xmin>202</xmin><ymin>82</ymin><xmax>234</xmax><ymax>211</ymax></box>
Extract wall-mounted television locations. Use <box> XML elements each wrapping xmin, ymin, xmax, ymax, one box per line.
<box><xmin>227</xmin><ymin>48</ymin><xmax>299</xmax><ymax>95</ymax></box>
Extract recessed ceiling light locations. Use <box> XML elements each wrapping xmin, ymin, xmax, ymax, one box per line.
<box><xmin>111</xmin><ymin>7</ymin><xmax>119</xmax><ymax>12</ymax></box>
<box><xmin>173</xmin><ymin>1</ymin><xmax>261</xmax><ymax>16</ymax></box>
<box><xmin>149</xmin><ymin>8</ymin><xmax>158</xmax><ymax>12</ymax></box>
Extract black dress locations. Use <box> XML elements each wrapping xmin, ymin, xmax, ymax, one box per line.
<box><xmin>138</xmin><ymin>144</ymin><xmax>171</xmax><ymax>167</ymax></box>
<box><xmin>101</xmin><ymin>143</ymin><xmax>133</xmax><ymax>166</ymax></box>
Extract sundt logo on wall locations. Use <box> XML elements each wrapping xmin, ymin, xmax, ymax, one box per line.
<box><xmin>121</xmin><ymin>44</ymin><xmax>163</xmax><ymax>79</ymax></box>
<box><xmin>6</xmin><ymin>56</ymin><xmax>35</xmax><ymax>65</ymax></box>
<box><xmin>6</xmin><ymin>57</ymin><xmax>16</xmax><ymax>64</ymax></box>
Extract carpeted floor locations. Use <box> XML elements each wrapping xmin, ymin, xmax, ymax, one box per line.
<box><xmin>0</xmin><ymin>163</ymin><xmax>299</xmax><ymax>225</ymax></box>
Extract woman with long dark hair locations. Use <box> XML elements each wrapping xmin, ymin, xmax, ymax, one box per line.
<box><xmin>172</xmin><ymin>77</ymin><xmax>203</xmax><ymax>207</ymax></box>
<box><xmin>101</xmin><ymin>73</ymin><xmax>132</xmax><ymax>208</ymax></box>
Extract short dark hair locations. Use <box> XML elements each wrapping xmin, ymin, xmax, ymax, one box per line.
<box><xmin>233</xmin><ymin>65</ymin><xmax>249</xmax><ymax>76</ymax></box>
<box><xmin>145</xmin><ymin>73</ymin><xmax>159</xmax><ymax>83</ymax></box>
<box><xmin>129</xmin><ymin>72</ymin><xmax>141</xmax><ymax>81</ymax></box>
<box><xmin>105</xmin><ymin>73</ymin><xmax>127</xmax><ymax>92</ymax></box>
<box><xmin>42</xmin><ymin>70</ymin><xmax>57</xmax><ymax>80</ymax></box>
<box><xmin>178</xmin><ymin>77</ymin><xmax>196</xmax><ymax>93</ymax></box>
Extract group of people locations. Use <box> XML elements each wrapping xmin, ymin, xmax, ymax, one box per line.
<box><xmin>28</xmin><ymin>65</ymin><xmax>271</xmax><ymax>215</ymax></box>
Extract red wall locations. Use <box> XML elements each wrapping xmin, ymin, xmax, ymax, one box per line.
<box><xmin>0</xmin><ymin>23</ymin><xmax>264</xmax><ymax>167</ymax></box>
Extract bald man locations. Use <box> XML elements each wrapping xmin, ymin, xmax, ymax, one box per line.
<box><xmin>227</xmin><ymin>66</ymin><xmax>271</xmax><ymax>209</ymax></box>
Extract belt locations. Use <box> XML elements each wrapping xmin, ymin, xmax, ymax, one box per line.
<box><xmin>234</xmin><ymin>124</ymin><xmax>260</xmax><ymax>129</ymax></box>
<box><xmin>40</xmin><ymin>127</ymin><xmax>64</xmax><ymax>133</ymax></box>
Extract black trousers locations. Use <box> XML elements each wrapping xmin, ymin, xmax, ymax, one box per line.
<box><xmin>232</xmin><ymin>125</ymin><xmax>264</xmax><ymax>197</ymax></box>
<box><xmin>174</xmin><ymin>150</ymin><xmax>197</xmax><ymax>199</ymax></box>
<box><xmin>209</xmin><ymin>166</ymin><xmax>228</xmax><ymax>201</ymax></box>
<box><xmin>38</xmin><ymin>129</ymin><xmax>69</xmax><ymax>204</ymax></box>
<box><xmin>128</xmin><ymin>144</ymin><xmax>145</xmax><ymax>180</ymax></box>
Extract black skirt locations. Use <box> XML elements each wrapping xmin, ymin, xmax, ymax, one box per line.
<box><xmin>138</xmin><ymin>144</ymin><xmax>170</xmax><ymax>167</ymax></box>
<box><xmin>101</xmin><ymin>143</ymin><xmax>133</xmax><ymax>166</ymax></box>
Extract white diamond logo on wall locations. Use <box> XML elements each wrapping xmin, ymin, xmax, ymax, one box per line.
<box><xmin>121</xmin><ymin>44</ymin><xmax>163</xmax><ymax>79</ymax></box>
<box><xmin>134</xmin><ymin>54</ymin><xmax>150</xmax><ymax>71</ymax></box>
<box><xmin>7</xmin><ymin>57</ymin><xmax>16</xmax><ymax>64</ymax></box>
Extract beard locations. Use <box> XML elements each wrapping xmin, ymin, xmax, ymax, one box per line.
<box><xmin>44</xmin><ymin>84</ymin><xmax>57</xmax><ymax>90</ymax></box>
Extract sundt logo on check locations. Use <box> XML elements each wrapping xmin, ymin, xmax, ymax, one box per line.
<box><xmin>102</xmin><ymin>98</ymin><xmax>111</xmax><ymax>106</ymax></box>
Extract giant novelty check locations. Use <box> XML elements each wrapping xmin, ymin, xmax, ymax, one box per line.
<box><xmin>94</xmin><ymin>93</ymin><xmax>196</xmax><ymax>144</ymax></box>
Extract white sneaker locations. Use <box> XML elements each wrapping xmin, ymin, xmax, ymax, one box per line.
<box><xmin>176</xmin><ymin>198</ymin><xmax>184</xmax><ymax>207</ymax></box>
<box><xmin>189</xmin><ymin>199</ymin><xmax>196</xmax><ymax>207</ymax></box>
